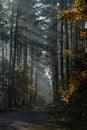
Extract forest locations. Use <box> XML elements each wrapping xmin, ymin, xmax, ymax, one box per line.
<box><xmin>0</xmin><ymin>0</ymin><xmax>87</xmax><ymax>130</ymax></box>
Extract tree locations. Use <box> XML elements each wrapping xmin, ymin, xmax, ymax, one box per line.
<box><xmin>14</xmin><ymin>65</ymin><xmax>30</xmax><ymax>109</ymax></box>
<box><xmin>59</xmin><ymin>1</ymin><xmax>87</xmax><ymax>129</ymax></box>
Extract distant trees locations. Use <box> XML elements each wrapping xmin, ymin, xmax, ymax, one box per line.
<box><xmin>0</xmin><ymin>0</ymin><xmax>86</xmax><ymax>111</ymax></box>
<box><xmin>0</xmin><ymin>0</ymin><xmax>53</xmax><ymax>109</ymax></box>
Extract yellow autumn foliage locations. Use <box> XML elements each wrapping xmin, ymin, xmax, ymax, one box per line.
<box><xmin>74</xmin><ymin>0</ymin><xmax>84</xmax><ymax>7</ymax></box>
<box><xmin>69</xmin><ymin>85</ymin><xmax>77</xmax><ymax>93</ymax></box>
<box><xmin>37</xmin><ymin>92</ymin><xmax>43</xmax><ymax>97</ymax></box>
<box><xmin>28</xmin><ymin>85</ymin><xmax>36</xmax><ymax>93</ymax></box>
<box><xmin>61</xmin><ymin>61</ymin><xmax>87</xmax><ymax>103</ymax></box>
<box><xmin>80</xmin><ymin>30</ymin><xmax>87</xmax><ymax>39</ymax></box>
<box><xmin>15</xmin><ymin>66</ymin><xmax>20</xmax><ymax>71</ymax></box>
<box><xmin>61</xmin><ymin>84</ymin><xmax>78</xmax><ymax>102</ymax></box>
<box><xmin>59</xmin><ymin>0</ymin><xmax>87</xmax><ymax>23</ymax></box>
<box><xmin>59</xmin><ymin>0</ymin><xmax>87</xmax><ymax>103</ymax></box>
<box><xmin>81</xmin><ymin>70</ymin><xmax>87</xmax><ymax>78</ymax></box>
<box><xmin>62</xmin><ymin>91</ymin><xmax>70</xmax><ymax>102</ymax></box>
<box><xmin>15</xmin><ymin>62</ymin><xmax>24</xmax><ymax>71</ymax></box>
<box><xmin>74</xmin><ymin>0</ymin><xmax>87</xmax><ymax>8</ymax></box>
<box><xmin>65</xmin><ymin>49</ymin><xmax>74</xmax><ymax>56</ymax></box>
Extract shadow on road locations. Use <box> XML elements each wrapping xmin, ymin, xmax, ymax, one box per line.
<box><xmin>0</xmin><ymin>110</ymin><xmax>52</xmax><ymax>130</ymax></box>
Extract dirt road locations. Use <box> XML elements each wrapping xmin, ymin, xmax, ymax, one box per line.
<box><xmin>0</xmin><ymin>110</ymin><xmax>53</xmax><ymax>130</ymax></box>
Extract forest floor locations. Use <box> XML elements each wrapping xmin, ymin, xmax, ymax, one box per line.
<box><xmin>0</xmin><ymin>107</ymin><xmax>69</xmax><ymax>130</ymax></box>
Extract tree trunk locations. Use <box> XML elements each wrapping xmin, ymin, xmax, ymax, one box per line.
<box><xmin>51</xmin><ymin>0</ymin><xmax>59</xmax><ymax>103</ymax></box>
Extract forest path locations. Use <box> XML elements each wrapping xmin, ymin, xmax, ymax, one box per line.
<box><xmin>0</xmin><ymin>107</ymin><xmax>67</xmax><ymax>130</ymax></box>
<box><xmin>0</xmin><ymin>109</ymin><xmax>53</xmax><ymax>130</ymax></box>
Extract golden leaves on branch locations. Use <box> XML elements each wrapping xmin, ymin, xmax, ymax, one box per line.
<box><xmin>59</xmin><ymin>0</ymin><xmax>87</xmax><ymax>23</ymax></box>
<box><xmin>15</xmin><ymin>62</ymin><xmax>24</xmax><ymax>71</ymax></box>
<box><xmin>15</xmin><ymin>66</ymin><xmax>20</xmax><ymax>71</ymax></box>
<box><xmin>65</xmin><ymin>47</ymin><xmax>86</xmax><ymax>57</ymax></box>
<box><xmin>74</xmin><ymin>0</ymin><xmax>85</xmax><ymax>7</ymax></box>
<box><xmin>59</xmin><ymin>8</ymin><xmax>87</xmax><ymax>23</ymax></box>
<box><xmin>61</xmin><ymin>63</ymin><xmax>87</xmax><ymax>103</ymax></box>
<box><xmin>81</xmin><ymin>70</ymin><xmax>87</xmax><ymax>78</ymax></box>
<box><xmin>37</xmin><ymin>92</ymin><xmax>43</xmax><ymax>97</ymax></box>
<box><xmin>80</xmin><ymin>29</ymin><xmax>87</xmax><ymax>39</ymax></box>
<box><xmin>61</xmin><ymin>71</ymin><xmax>80</xmax><ymax>103</ymax></box>
<box><xmin>65</xmin><ymin>49</ymin><xmax>74</xmax><ymax>56</ymax></box>
<box><xmin>61</xmin><ymin>84</ymin><xmax>77</xmax><ymax>103</ymax></box>
<box><xmin>59</xmin><ymin>0</ymin><xmax>87</xmax><ymax>103</ymax></box>
<box><xmin>28</xmin><ymin>85</ymin><xmax>36</xmax><ymax>94</ymax></box>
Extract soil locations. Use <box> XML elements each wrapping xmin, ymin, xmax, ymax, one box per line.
<box><xmin>0</xmin><ymin>108</ymin><xmax>52</xmax><ymax>130</ymax></box>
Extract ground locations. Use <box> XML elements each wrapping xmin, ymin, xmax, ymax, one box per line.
<box><xmin>0</xmin><ymin>107</ymin><xmax>68</xmax><ymax>130</ymax></box>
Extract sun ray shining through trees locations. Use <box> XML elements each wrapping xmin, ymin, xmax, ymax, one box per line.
<box><xmin>0</xmin><ymin>0</ymin><xmax>87</xmax><ymax>130</ymax></box>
